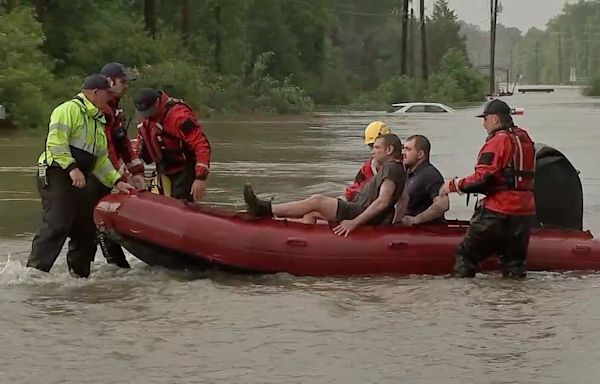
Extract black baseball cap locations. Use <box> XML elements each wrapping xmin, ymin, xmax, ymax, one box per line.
<box><xmin>82</xmin><ymin>74</ymin><xmax>111</xmax><ymax>90</ymax></box>
<box><xmin>476</xmin><ymin>99</ymin><xmax>511</xmax><ymax>118</ymax></box>
<box><xmin>133</xmin><ymin>88</ymin><xmax>160</xmax><ymax>118</ymax></box>
<box><xmin>100</xmin><ymin>62</ymin><xmax>136</xmax><ymax>80</ymax></box>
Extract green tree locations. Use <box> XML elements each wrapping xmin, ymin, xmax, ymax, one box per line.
<box><xmin>426</xmin><ymin>0</ymin><xmax>467</xmax><ymax>71</ymax></box>
<box><xmin>426</xmin><ymin>49</ymin><xmax>486</xmax><ymax>102</ymax></box>
<box><xmin>0</xmin><ymin>6</ymin><xmax>57</xmax><ymax>128</ymax></box>
<box><xmin>1</xmin><ymin>0</ymin><xmax>496</xmax><ymax>128</ymax></box>
<box><xmin>512</xmin><ymin>0</ymin><xmax>600</xmax><ymax>87</ymax></box>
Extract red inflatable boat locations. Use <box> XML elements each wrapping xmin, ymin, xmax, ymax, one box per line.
<box><xmin>93</xmin><ymin>190</ymin><xmax>600</xmax><ymax>276</ymax></box>
<box><xmin>94</xmin><ymin>144</ymin><xmax>597</xmax><ymax>276</ymax></box>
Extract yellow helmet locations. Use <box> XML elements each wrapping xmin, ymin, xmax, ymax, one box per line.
<box><xmin>364</xmin><ymin>121</ymin><xmax>391</xmax><ymax>145</ymax></box>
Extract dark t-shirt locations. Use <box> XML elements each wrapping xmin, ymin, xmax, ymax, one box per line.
<box><xmin>406</xmin><ymin>161</ymin><xmax>445</xmax><ymax>223</ymax></box>
<box><xmin>354</xmin><ymin>160</ymin><xmax>407</xmax><ymax>212</ymax></box>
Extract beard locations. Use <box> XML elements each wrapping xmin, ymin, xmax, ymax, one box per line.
<box><xmin>110</xmin><ymin>84</ymin><xmax>125</xmax><ymax>98</ymax></box>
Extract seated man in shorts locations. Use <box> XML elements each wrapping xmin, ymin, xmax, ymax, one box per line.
<box><xmin>243</xmin><ymin>134</ymin><xmax>407</xmax><ymax>237</ymax></box>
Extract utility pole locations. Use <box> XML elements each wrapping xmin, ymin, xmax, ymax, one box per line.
<box><xmin>401</xmin><ymin>0</ymin><xmax>409</xmax><ymax>75</ymax></box>
<box><xmin>489</xmin><ymin>0</ymin><xmax>499</xmax><ymax>95</ymax></box>
<box><xmin>585</xmin><ymin>24</ymin><xmax>590</xmax><ymax>79</ymax></box>
<box><xmin>534</xmin><ymin>41</ymin><xmax>540</xmax><ymax>84</ymax></box>
<box><xmin>558</xmin><ymin>30</ymin><xmax>562</xmax><ymax>84</ymax></box>
<box><xmin>409</xmin><ymin>6</ymin><xmax>415</xmax><ymax>78</ymax></box>
<box><xmin>420</xmin><ymin>0</ymin><xmax>428</xmax><ymax>83</ymax></box>
<box><xmin>508</xmin><ymin>48</ymin><xmax>513</xmax><ymax>90</ymax></box>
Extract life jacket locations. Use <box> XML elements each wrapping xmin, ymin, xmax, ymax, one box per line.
<box><xmin>139</xmin><ymin>97</ymin><xmax>195</xmax><ymax>171</ymax></box>
<box><xmin>344</xmin><ymin>158</ymin><xmax>378</xmax><ymax>201</ymax></box>
<box><xmin>104</xmin><ymin>102</ymin><xmax>128</xmax><ymax>152</ymax></box>
<box><xmin>493</xmin><ymin>126</ymin><xmax>535</xmax><ymax>192</ymax></box>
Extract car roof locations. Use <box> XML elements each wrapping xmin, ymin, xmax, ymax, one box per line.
<box><xmin>391</xmin><ymin>102</ymin><xmax>448</xmax><ymax>108</ymax></box>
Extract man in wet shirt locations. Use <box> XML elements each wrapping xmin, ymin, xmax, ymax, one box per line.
<box><xmin>397</xmin><ymin>135</ymin><xmax>449</xmax><ymax>225</ymax></box>
<box><xmin>244</xmin><ymin>134</ymin><xmax>407</xmax><ymax>237</ymax></box>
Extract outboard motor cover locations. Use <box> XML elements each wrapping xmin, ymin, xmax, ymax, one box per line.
<box><xmin>534</xmin><ymin>143</ymin><xmax>583</xmax><ymax>230</ymax></box>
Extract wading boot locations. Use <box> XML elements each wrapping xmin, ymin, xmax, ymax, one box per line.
<box><xmin>98</xmin><ymin>231</ymin><xmax>131</xmax><ymax>268</ymax></box>
<box><xmin>501</xmin><ymin>260</ymin><xmax>527</xmax><ymax>279</ymax></box>
<box><xmin>452</xmin><ymin>254</ymin><xmax>478</xmax><ymax>278</ymax></box>
<box><xmin>243</xmin><ymin>184</ymin><xmax>273</xmax><ymax>218</ymax></box>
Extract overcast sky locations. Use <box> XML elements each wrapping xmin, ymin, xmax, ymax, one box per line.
<box><xmin>426</xmin><ymin>0</ymin><xmax>572</xmax><ymax>33</ymax></box>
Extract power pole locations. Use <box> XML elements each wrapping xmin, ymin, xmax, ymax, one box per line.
<box><xmin>409</xmin><ymin>6</ymin><xmax>415</xmax><ymax>78</ymax></box>
<box><xmin>401</xmin><ymin>0</ymin><xmax>409</xmax><ymax>75</ymax></box>
<box><xmin>585</xmin><ymin>24</ymin><xmax>590</xmax><ymax>79</ymax></box>
<box><xmin>534</xmin><ymin>41</ymin><xmax>540</xmax><ymax>84</ymax></box>
<box><xmin>508</xmin><ymin>48</ymin><xmax>513</xmax><ymax>90</ymax></box>
<box><xmin>420</xmin><ymin>0</ymin><xmax>428</xmax><ymax>83</ymax></box>
<box><xmin>558</xmin><ymin>30</ymin><xmax>562</xmax><ymax>84</ymax></box>
<box><xmin>489</xmin><ymin>0</ymin><xmax>498</xmax><ymax>95</ymax></box>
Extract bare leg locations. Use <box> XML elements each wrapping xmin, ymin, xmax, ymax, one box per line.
<box><xmin>272</xmin><ymin>195</ymin><xmax>338</xmax><ymax>221</ymax></box>
<box><xmin>301</xmin><ymin>211</ymin><xmax>327</xmax><ymax>224</ymax></box>
<box><xmin>244</xmin><ymin>184</ymin><xmax>338</xmax><ymax>221</ymax></box>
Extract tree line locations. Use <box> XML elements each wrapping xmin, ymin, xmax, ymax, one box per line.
<box><xmin>0</xmin><ymin>0</ymin><xmax>486</xmax><ymax>129</ymax></box>
<box><xmin>461</xmin><ymin>0</ymin><xmax>600</xmax><ymax>96</ymax></box>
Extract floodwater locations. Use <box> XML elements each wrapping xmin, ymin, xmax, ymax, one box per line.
<box><xmin>2</xmin><ymin>87</ymin><xmax>600</xmax><ymax>383</ymax></box>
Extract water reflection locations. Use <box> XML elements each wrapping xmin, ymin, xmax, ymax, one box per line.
<box><xmin>1</xmin><ymin>87</ymin><xmax>600</xmax><ymax>383</ymax></box>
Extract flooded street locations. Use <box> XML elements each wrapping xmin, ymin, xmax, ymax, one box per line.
<box><xmin>2</xmin><ymin>87</ymin><xmax>600</xmax><ymax>383</ymax></box>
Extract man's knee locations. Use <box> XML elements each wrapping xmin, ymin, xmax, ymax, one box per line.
<box><xmin>306</xmin><ymin>194</ymin><xmax>328</xmax><ymax>206</ymax></box>
<box><xmin>301</xmin><ymin>211</ymin><xmax>320</xmax><ymax>224</ymax></box>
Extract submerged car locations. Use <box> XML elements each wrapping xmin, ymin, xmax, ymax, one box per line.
<box><xmin>390</xmin><ymin>102</ymin><xmax>455</xmax><ymax>114</ymax></box>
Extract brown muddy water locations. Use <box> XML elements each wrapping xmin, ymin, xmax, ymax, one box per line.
<box><xmin>2</xmin><ymin>87</ymin><xmax>600</xmax><ymax>383</ymax></box>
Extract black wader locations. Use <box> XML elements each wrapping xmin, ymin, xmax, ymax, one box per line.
<box><xmin>90</xmin><ymin>177</ymin><xmax>131</xmax><ymax>268</ymax></box>
<box><xmin>28</xmin><ymin>167</ymin><xmax>98</xmax><ymax>277</ymax></box>
<box><xmin>162</xmin><ymin>161</ymin><xmax>195</xmax><ymax>201</ymax></box>
<box><xmin>453</xmin><ymin>207</ymin><xmax>534</xmax><ymax>278</ymax></box>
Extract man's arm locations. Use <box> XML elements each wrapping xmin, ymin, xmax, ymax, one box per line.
<box><xmin>121</xmin><ymin>137</ymin><xmax>144</xmax><ymax>175</ymax></box>
<box><xmin>450</xmin><ymin>136</ymin><xmax>509</xmax><ymax>194</ymax></box>
<box><xmin>352</xmin><ymin>178</ymin><xmax>397</xmax><ymax>226</ymax></box>
<box><xmin>412</xmin><ymin>195</ymin><xmax>449</xmax><ymax>224</ymax></box>
<box><xmin>393</xmin><ymin>187</ymin><xmax>409</xmax><ymax>224</ymax></box>
<box><xmin>177</xmin><ymin>111</ymin><xmax>211</xmax><ymax>179</ymax></box>
<box><xmin>333</xmin><ymin>178</ymin><xmax>398</xmax><ymax>237</ymax></box>
<box><xmin>134</xmin><ymin>125</ymin><xmax>152</xmax><ymax>165</ymax></box>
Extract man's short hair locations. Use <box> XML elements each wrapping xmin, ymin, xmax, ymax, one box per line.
<box><xmin>406</xmin><ymin>134</ymin><xmax>431</xmax><ymax>159</ymax></box>
<box><xmin>499</xmin><ymin>113</ymin><xmax>514</xmax><ymax>127</ymax></box>
<box><xmin>376</xmin><ymin>133</ymin><xmax>403</xmax><ymax>157</ymax></box>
